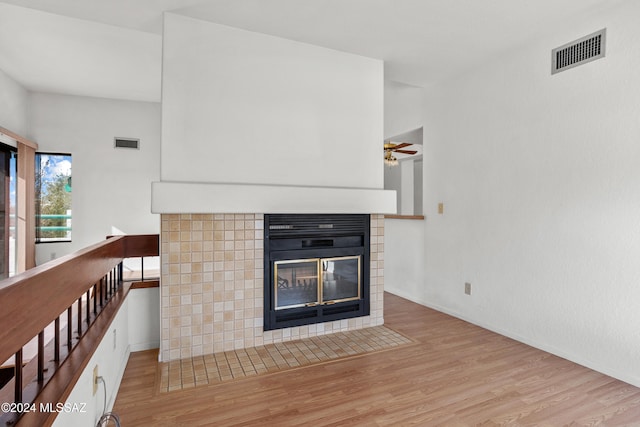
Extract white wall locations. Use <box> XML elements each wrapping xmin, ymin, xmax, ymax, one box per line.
<box><xmin>414</xmin><ymin>159</ymin><xmax>423</xmax><ymax>216</ymax></box>
<box><xmin>384</xmin><ymin>218</ymin><xmax>425</xmax><ymax>300</ymax></box>
<box><xmin>400</xmin><ymin>159</ymin><xmax>414</xmax><ymax>215</ymax></box>
<box><xmin>27</xmin><ymin>92</ymin><xmax>161</xmax><ymax>264</ymax></box>
<box><xmin>383</xmin><ymin>80</ymin><xmax>427</xmax><ymax>297</ymax></box>
<box><xmin>384</xmin><ymin>80</ymin><xmax>423</xmax><ymax>140</ymax></box>
<box><xmin>383</xmin><ymin>80</ymin><xmax>425</xmax><ymax>295</ymax></box>
<box><xmin>128</xmin><ymin>287</ymin><xmax>160</xmax><ymax>351</ymax></box>
<box><xmin>161</xmin><ymin>14</ymin><xmax>383</xmax><ymax>190</ymax></box>
<box><xmin>0</xmin><ymin>68</ymin><xmax>28</xmax><ymax>136</ymax></box>
<box><xmin>383</xmin><ymin>164</ymin><xmax>401</xmax><ymax>213</ymax></box>
<box><xmin>52</xmin><ymin>287</ymin><xmax>160</xmax><ymax>427</ymax></box>
<box><xmin>383</xmin><ymin>80</ymin><xmax>425</xmax><ymax>216</ymax></box>
<box><xmin>422</xmin><ymin>0</ymin><xmax>640</xmax><ymax>387</ymax></box>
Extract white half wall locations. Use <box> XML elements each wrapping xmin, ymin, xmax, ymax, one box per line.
<box><xmin>27</xmin><ymin>92</ymin><xmax>161</xmax><ymax>264</ymax></box>
<box><xmin>422</xmin><ymin>0</ymin><xmax>640</xmax><ymax>387</ymax></box>
<box><xmin>161</xmin><ymin>13</ymin><xmax>383</xmax><ymax>190</ymax></box>
<box><xmin>52</xmin><ymin>287</ymin><xmax>160</xmax><ymax>427</ymax></box>
<box><xmin>384</xmin><ymin>218</ymin><xmax>425</xmax><ymax>301</ymax></box>
<box><xmin>127</xmin><ymin>287</ymin><xmax>160</xmax><ymax>352</ymax></box>
<box><xmin>0</xmin><ymin>68</ymin><xmax>28</xmax><ymax>136</ymax></box>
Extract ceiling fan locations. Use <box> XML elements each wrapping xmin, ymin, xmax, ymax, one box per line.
<box><xmin>383</xmin><ymin>142</ymin><xmax>417</xmax><ymax>166</ymax></box>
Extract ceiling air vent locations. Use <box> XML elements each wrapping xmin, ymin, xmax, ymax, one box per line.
<box><xmin>552</xmin><ymin>28</ymin><xmax>606</xmax><ymax>75</ymax></box>
<box><xmin>114</xmin><ymin>137</ymin><xmax>140</xmax><ymax>149</ymax></box>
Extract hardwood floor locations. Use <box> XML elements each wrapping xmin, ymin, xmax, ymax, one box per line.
<box><xmin>113</xmin><ymin>293</ymin><xmax>640</xmax><ymax>426</ymax></box>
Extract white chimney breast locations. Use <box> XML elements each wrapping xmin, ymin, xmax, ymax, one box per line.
<box><xmin>159</xmin><ymin>14</ymin><xmax>386</xmax><ymax>213</ymax></box>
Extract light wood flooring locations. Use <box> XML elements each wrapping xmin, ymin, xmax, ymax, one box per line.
<box><xmin>113</xmin><ymin>293</ymin><xmax>640</xmax><ymax>426</ymax></box>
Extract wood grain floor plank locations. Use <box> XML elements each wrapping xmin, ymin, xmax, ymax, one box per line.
<box><xmin>112</xmin><ymin>293</ymin><xmax>640</xmax><ymax>426</ymax></box>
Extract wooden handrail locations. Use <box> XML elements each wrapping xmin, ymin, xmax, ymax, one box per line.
<box><xmin>0</xmin><ymin>234</ymin><xmax>158</xmax><ymax>426</ymax></box>
<box><xmin>107</xmin><ymin>233</ymin><xmax>159</xmax><ymax>258</ymax></box>
<box><xmin>0</xmin><ymin>237</ymin><xmax>125</xmax><ymax>366</ymax></box>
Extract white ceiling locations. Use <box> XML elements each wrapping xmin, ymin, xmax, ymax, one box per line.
<box><xmin>0</xmin><ymin>0</ymin><xmax>621</xmax><ymax>102</ymax></box>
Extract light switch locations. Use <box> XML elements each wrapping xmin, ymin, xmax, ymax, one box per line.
<box><xmin>438</xmin><ymin>203</ymin><xmax>444</xmax><ymax>214</ymax></box>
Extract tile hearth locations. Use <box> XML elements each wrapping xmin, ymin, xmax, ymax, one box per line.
<box><xmin>159</xmin><ymin>325</ymin><xmax>413</xmax><ymax>392</ymax></box>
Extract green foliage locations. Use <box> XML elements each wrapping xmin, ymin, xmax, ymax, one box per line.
<box><xmin>39</xmin><ymin>174</ymin><xmax>72</xmax><ymax>239</ymax></box>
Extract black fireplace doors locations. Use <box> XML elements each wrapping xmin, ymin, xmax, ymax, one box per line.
<box><xmin>264</xmin><ymin>214</ymin><xmax>370</xmax><ymax>331</ymax></box>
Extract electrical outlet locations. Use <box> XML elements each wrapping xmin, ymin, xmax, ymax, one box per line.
<box><xmin>438</xmin><ymin>203</ymin><xmax>444</xmax><ymax>214</ymax></box>
<box><xmin>113</xmin><ymin>329</ymin><xmax>117</xmax><ymax>349</ymax></box>
<box><xmin>93</xmin><ymin>365</ymin><xmax>99</xmax><ymax>395</ymax></box>
<box><xmin>465</xmin><ymin>282</ymin><xmax>472</xmax><ymax>295</ymax></box>
<box><xmin>50</xmin><ymin>252</ymin><xmax>56</xmax><ymax>260</ymax></box>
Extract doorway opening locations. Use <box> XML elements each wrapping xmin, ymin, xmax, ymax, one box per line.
<box><xmin>383</xmin><ymin>127</ymin><xmax>423</xmax><ymax>216</ymax></box>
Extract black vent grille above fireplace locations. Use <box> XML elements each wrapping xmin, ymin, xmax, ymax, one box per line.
<box><xmin>268</xmin><ymin>214</ymin><xmax>369</xmax><ymax>237</ymax></box>
<box><xmin>264</xmin><ymin>214</ymin><xmax>370</xmax><ymax>331</ymax></box>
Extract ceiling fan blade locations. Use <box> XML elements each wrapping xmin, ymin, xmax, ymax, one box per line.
<box><xmin>394</xmin><ymin>149</ymin><xmax>417</xmax><ymax>155</ymax></box>
<box><xmin>392</xmin><ymin>142</ymin><xmax>411</xmax><ymax>150</ymax></box>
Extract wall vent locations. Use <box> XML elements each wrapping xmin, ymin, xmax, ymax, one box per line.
<box><xmin>114</xmin><ymin>137</ymin><xmax>140</xmax><ymax>149</ymax></box>
<box><xmin>552</xmin><ymin>28</ymin><xmax>606</xmax><ymax>75</ymax></box>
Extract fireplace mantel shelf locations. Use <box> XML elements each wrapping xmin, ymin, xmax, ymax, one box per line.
<box><xmin>151</xmin><ymin>181</ymin><xmax>396</xmax><ymax>214</ymax></box>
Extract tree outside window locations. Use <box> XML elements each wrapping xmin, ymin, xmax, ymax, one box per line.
<box><xmin>35</xmin><ymin>153</ymin><xmax>72</xmax><ymax>243</ymax></box>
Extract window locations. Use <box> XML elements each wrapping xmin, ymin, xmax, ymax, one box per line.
<box><xmin>35</xmin><ymin>153</ymin><xmax>72</xmax><ymax>243</ymax></box>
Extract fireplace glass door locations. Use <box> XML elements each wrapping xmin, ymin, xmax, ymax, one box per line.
<box><xmin>321</xmin><ymin>256</ymin><xmax>360</xmax><ymax>303</ymax></box>
<box><xmin>274</xmin><ymin>259</ymin><xmax>320</xmax><ymax>310</ymax></box>
<box><xmin>274</xmin><ymin>256</ymin><xmax>361</xmax><ymax>310</ymax></box>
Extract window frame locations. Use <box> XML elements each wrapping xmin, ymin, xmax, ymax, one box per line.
<box><xmin>35</xmin><ymin>152</ymin><xmax>73</xmax><ymax>244</ymax></box>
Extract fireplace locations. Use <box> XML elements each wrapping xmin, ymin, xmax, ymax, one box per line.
<box><xmin>264</xmin><ymin>214</ymin><xmax>370</xmax><ymax>330</ymax></box>
<box><xmin>159</xmin><ymin>213</ymin><xmax>384</xmax><ymax>361</ymax></box>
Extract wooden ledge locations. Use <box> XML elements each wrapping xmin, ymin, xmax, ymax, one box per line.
<box><xmin>384</xmin><ymin>215</ymin><xmax>425</xmax><ymax>220</ymax></box>
<box><xmin>130</xmin><ymin>280</ymin><xmax>160</xmax><ymax>289</ymax></box>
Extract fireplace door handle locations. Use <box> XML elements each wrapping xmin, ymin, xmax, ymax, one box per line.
<box><xmin>305</xmin><ymin>302</ymin><xmax>319</xmax><ymax>307</ymax></box>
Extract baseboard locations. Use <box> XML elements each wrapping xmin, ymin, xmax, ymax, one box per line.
<box><xmin>384</xmin><ymin>286</ymin><xmax>427</xmax><ymax>307</ymax></box>
<box><xmin>384</xmin><ymin>289</ymin><xmax>640</xmax><ymax>389</ymax></box>
<box><xmin>130</xmin><ymin>341</ymin><xmax>160</xmax><ymax>352</ymax></box>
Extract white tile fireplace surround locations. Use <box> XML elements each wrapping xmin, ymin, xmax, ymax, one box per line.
<box><xmin>160</xmin><ymin>213</ymin><xmax>385</xmax><ymax>362</ymax></box>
